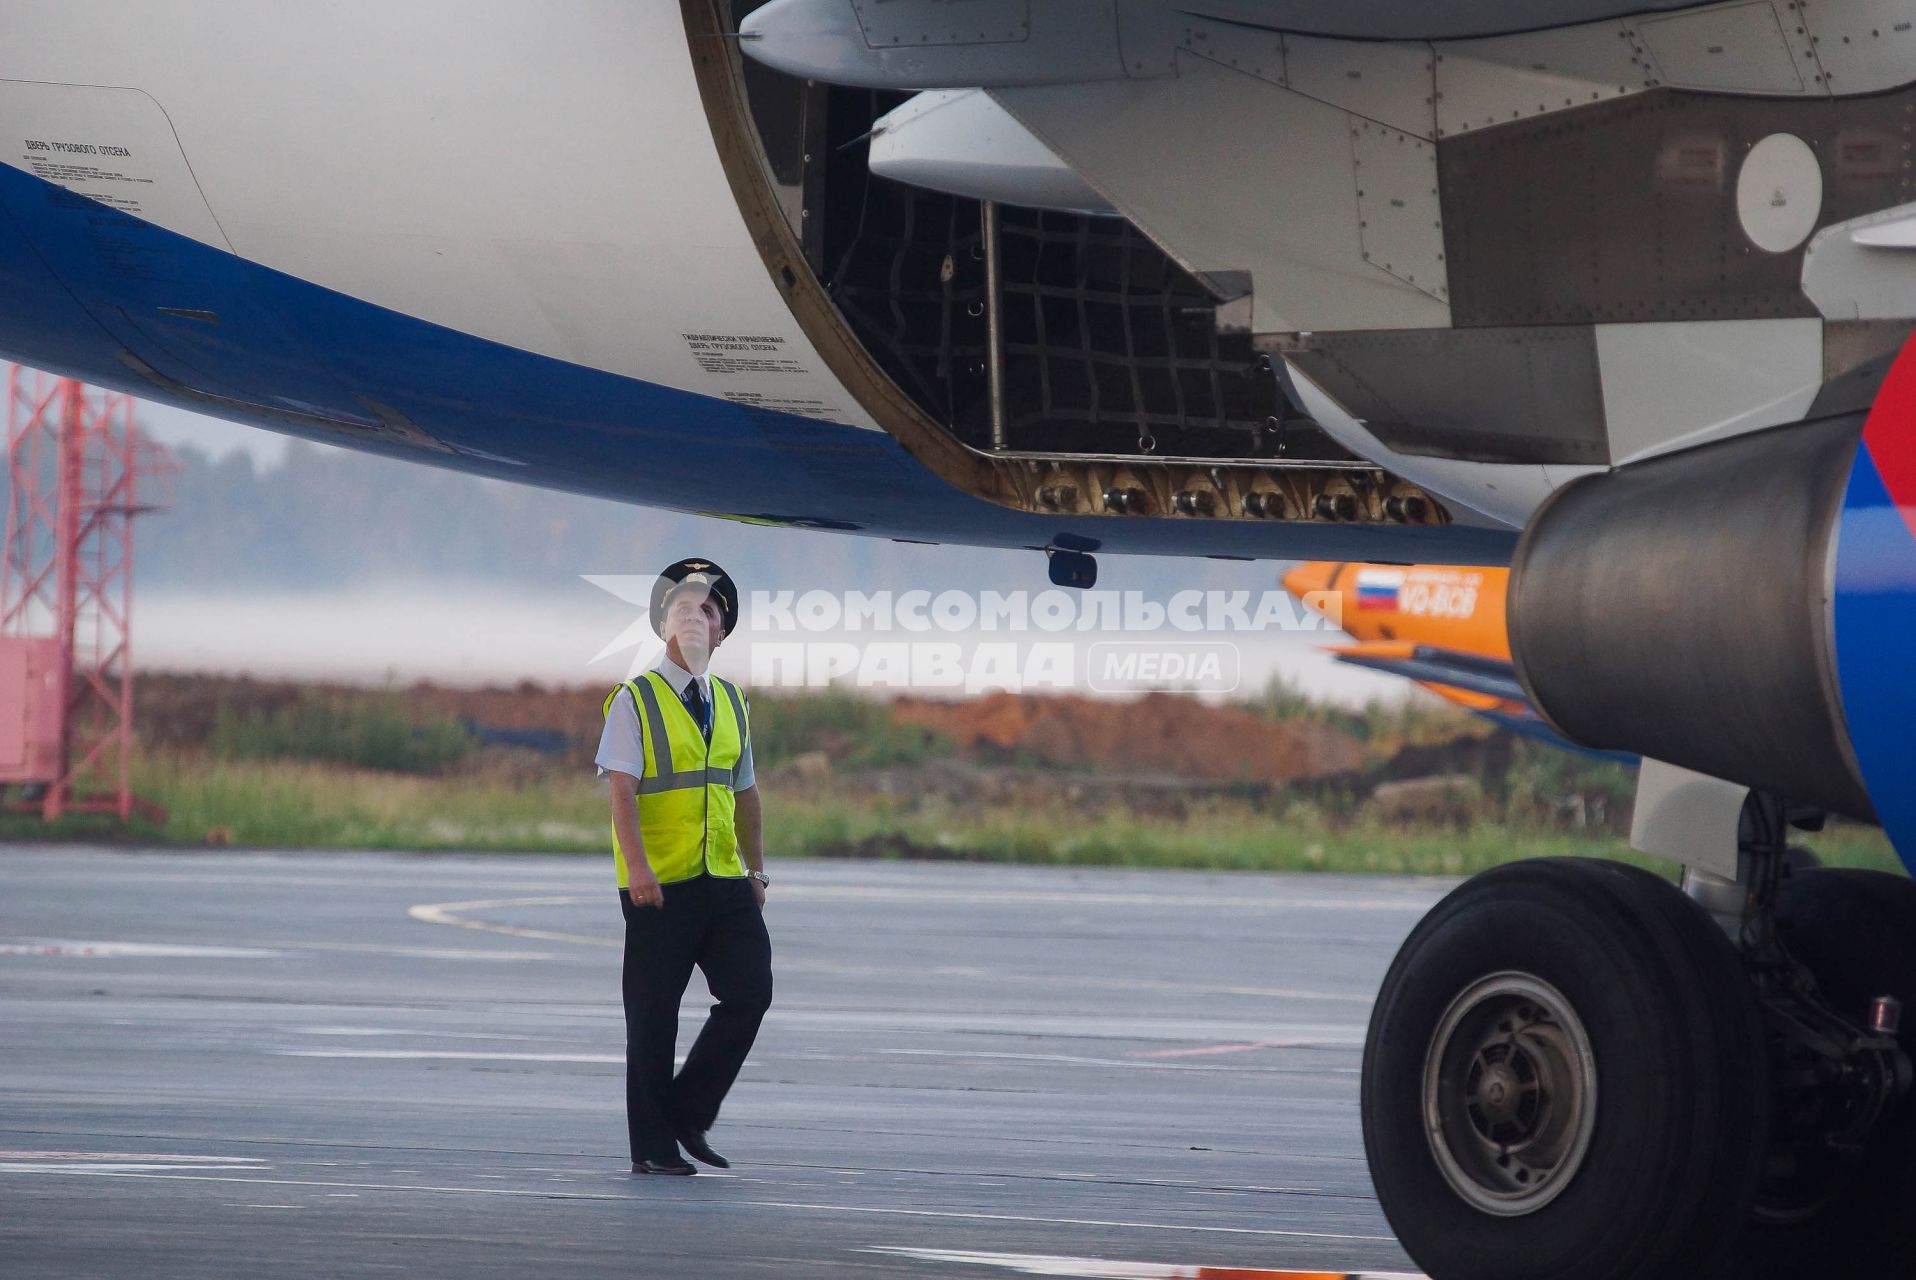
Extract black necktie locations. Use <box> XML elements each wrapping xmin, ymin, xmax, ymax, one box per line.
<box><xmin>682</xmin><ymin>679</ymin><xmax>710</xmax><ymax>739</ymax></box>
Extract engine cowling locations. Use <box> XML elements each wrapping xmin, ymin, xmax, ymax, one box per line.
<box><xmin>1509</xmin><ymin>413</ymin><xmax>1877</xmax><ymax>821</ymax></box>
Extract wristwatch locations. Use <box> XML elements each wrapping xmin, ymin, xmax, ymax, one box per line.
<box><xmin>749</xmin><ymin>870</ymin><xmax>771</xmax><ymax>887</ymax></box>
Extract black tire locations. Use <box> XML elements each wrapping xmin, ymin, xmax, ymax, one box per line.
<box><xmin>1738</xmin><ymin>867</ymin><xmax>1916</xmax><ymax>1276</ymax></box>
<box><xmin>1361</xmin><ymin>858</ymin><xmax>1768</xmax><ymax>1280</ymax></box>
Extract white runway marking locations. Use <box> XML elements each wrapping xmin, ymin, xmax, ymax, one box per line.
<box><xmin>0</xmin><ymin>1167</ymin><xmax>1395</xmax><ymax>1241</ymax></box>
<box><xmin>0</xmin><ymin>937</ymin><xmax>548</xmax><ymax>962</ymax></box>
<box><xmin>295</xmin><ymin>943</ymin><xmax>555</xmax><ymax>961</ymax></box>
<box><xmin>294</xmin><ymin>1026</ymin><xmax>542</xmax><ymax>1042</ymax></box>
<box><xmin>795</xmin><ymin>959</ymin><xmax>1374</xmax><ymax>1006</ymax></box>
<box><xmin>0</xmin><ymin>1151</ymin><xmax>269</xmax><ymax>1174</ymax></box>
<box><xmin>0</xmin><ymin>1151</ymin><xmax>262</xmax><ymax>1162</ymax></box>
<box><xmin>769</xmin><ymin>885</ymin><xmax>1436</xmax><ymax>913</ymax></box>
<box><xmin>407</xmin><ymin>897</ymin><xmax>615</xmax><ymax>948</ymax></box>
<box><xmin>874</xmin><ymin>1046</ymin><xmax>1362</xmax><ymax>1071</ymax></box>
<box><xmin>868</xmin><ymin>1249</ymin><xmax>1427</xmax><ymax>1279</ymax></box>
<box><xmin>407</xmin><ymin>898</ymin><xmax>1376</xmax><ymax>1005</ymax></box>
<box><xmin>276</xmin><ymin>1050</ymin><xmax>622</xmax><ymax>1064</ymax></box>
<box><xmin>766</xmin><ymin>1009</ymin><xmax>1364</xmax><ymax>1045</ymax></box>
<box><xmin>735</xmin><ymin>1200</ymin><xmax>1395</xmax><ymax>1242</ymax></box>
<box><xmin>0</xmin><ymin>940</ymin><xmax>286</xmax><ymax>959</ymax></box>
<box><xmin>1136</xmin><ymin>1041</ymin><xmax>1303</xmax><ymax>1059</ymax></box>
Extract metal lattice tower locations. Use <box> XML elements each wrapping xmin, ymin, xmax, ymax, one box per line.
<box><xmin>1</xmin><ymin>366</ymin><xmax>172</xmax><ymax>822</ymax></box>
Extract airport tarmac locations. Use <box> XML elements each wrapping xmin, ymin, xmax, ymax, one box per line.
<box><xmin>0</xmin><ymin>849</ymin><xmax>1445</xmax><ymax>1279</ymax></box>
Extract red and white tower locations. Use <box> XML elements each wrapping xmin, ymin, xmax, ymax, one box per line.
<box><xmin>0</xmin><ymin>366</ymin><xmax>172</xmax><ymax>822</ymax></box>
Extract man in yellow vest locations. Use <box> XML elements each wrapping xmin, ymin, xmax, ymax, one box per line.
<box><xmin>595</xmin><ymin>557</ymin><xmax>770</xmax><ymax>1176</ymax></box>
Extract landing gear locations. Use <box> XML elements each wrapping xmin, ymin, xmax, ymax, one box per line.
<box><xmin>1361</xmin><ymin>810</ymin><xmax>1915</xmax><ymax>1280</ymax></box>
<box><xmin>1361</xmin><ymin>858</ymin><xmax>1768</xmax><ymax>1280</ymax></box>
<box><xmin>1736</xmin><ymin>867</ymin><xmax>1916</xmax><ymax>1276</ymax></box>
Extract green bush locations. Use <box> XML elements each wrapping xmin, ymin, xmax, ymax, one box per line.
<box><xmin>1247</xmin><ymin>672</ymin><xmax>1477</xmax><ymax>746</ymax></box>
<box><xmin>1251</xmin><ymin>671</ymin><xmax>1335</xmax><ymax>725</ymax></box>
<box><xmin>209</xmin><ymin>692</ymin><xmax>472</xmax><ymax>773</ymax></box>
<box><xmin>1499</xmin><ymin>739</ymin><xmax>1637</xmax><ymax>826</ymax></box>
<box><xmin>748</xmin><ymin>689</ymin><xmax>953</xmax><ymax>770</ymax></box>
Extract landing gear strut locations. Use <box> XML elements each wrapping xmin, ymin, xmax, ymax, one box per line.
<box><xmin>1735</xmin><ymin>824</ymin><xmax>1916</xmax><ymax>1272</ymax></box>
<box><xmin>1360</xmin><ymin>797</ymin><xmax>1913</xmax><ymax>1280</ymax></box>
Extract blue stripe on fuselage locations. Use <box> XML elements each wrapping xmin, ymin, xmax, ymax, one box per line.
<box><xmin>0</xmin><ymin>157</ymin><xmax>1514</xmax><ymax>561</ymax></box>
<box><xmin>1834</xmin><ymin>446</ymin><xmax>1916</xmax><ymax>874</ymax></box>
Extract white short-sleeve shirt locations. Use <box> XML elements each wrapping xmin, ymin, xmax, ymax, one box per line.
<box><xmin>595</xmin><ymin>654</ymin><xmax>755</xmax><ymax>791</ymax></box>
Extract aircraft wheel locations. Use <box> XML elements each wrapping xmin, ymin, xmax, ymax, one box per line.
<box><xmin>1361</xmin><ymin>858</ymin><xmax>1767</xmax><ymax>1280</ymax></box>
<box><xmin>1738</xmin><ymin>868</ymin><xmax>1916</xmax><ymax>1276</ymax></box>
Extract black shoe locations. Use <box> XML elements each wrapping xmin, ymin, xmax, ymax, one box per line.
<box><xmin>631</xmin><ymin>1157</ymin><xmax>696</xmax><ymax>1176</ymax></box>
<box><xmin>673</xmin><ymin>1128</ymin><xmax>730</xmax><ymax>1170</ymax></box>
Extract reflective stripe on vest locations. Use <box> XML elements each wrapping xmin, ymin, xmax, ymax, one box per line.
<box><xmin>601</xmin><ymin>670</ymin><xmax>748</xmax><ymax>887</ymax></box>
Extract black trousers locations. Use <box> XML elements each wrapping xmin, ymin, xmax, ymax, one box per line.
<box><xmin>619</xmin><ymin>874</ymin><xmax>773</xmax><ymax>1163</ymax></box>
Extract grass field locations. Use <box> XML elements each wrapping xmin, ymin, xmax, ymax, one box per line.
<box><xmin>1</xmin><ymin>748</ymin><xmax>1900</xmax><ymax>880</ymax></box>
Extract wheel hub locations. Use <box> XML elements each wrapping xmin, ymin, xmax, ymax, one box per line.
<box><xmin>1423</xmin><ymin>972</ymin><xmax>1598</xmax><ymax>1216</ymax></box>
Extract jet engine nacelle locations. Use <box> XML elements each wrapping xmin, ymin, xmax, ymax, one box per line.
<box><xmin>1509</xmin><ymin>414</ymin><xmax>1877</xmax><ymax>821</ymax></box>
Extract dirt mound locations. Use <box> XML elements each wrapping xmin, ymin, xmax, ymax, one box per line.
<box><xmin>891</xmin><ymin>691</ymin><xmax>1363</xmax><ymax>783</ymax></box>
<box><xmin>136</xmin><ymin>672</ymin><xmax>604</xmax><ymax>748</ymax></box>
<box><xmin>402</xmin><ymin>680</ymin><xmax>603</xmax><ymax>740</ymax></box>
<box><xmin>136</xmin><ymin>674</ymin><xmax>1364</xmax><ymax>785</ymax></box>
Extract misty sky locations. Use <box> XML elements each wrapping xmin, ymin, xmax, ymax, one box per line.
<box><xmin>126</xmin><ymin>399</ymin><xmax>1404</xmax><ymax>703</ymax></box>
<box><xmin>139</xmin><ymin>400</ymin><xmax>291</xmax><ymax>466</ymax></box>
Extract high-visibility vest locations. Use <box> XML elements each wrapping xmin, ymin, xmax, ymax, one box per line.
<box><xmin>601</xmin><ymin>670</ymin><xmax>750</xmax><ymax>887</ymax></box>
